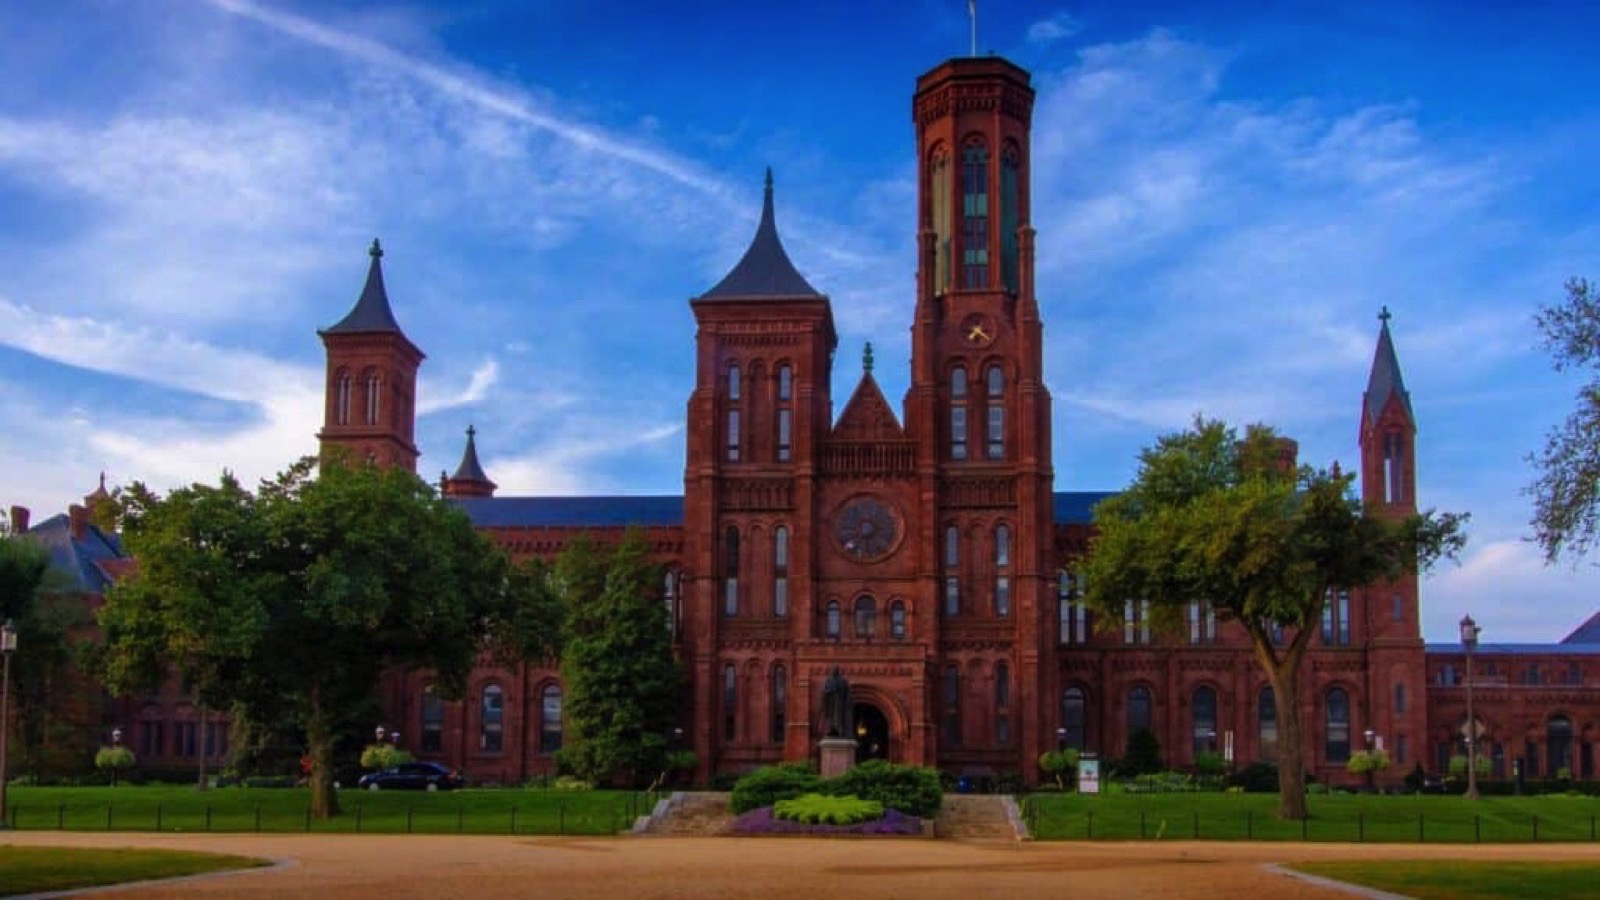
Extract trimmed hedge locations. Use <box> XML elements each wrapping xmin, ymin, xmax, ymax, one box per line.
<box><xmin>729</xmin><ymin>761</ymin><xmax>943</xmax><ymax>818</ymax></box>
<box><xmin>774</xmin><ymin>793</ymin><xmax>884</xmax><ymax>826</ymax></box>
<box><xmin>730</xmin><ymin>763</ymin><xmax>823</xmax><ymax>814</ymax></box>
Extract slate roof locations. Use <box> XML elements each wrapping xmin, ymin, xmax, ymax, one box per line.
<box><xmin>454</xmin><ymin>491</ymin><xmax>1115</xmax><ymax>529</ymax></box>
<box><xmin>698</xmin><ymin>170</ymin><xmax>822</xmax><ymax>301</ymax></box>
<box><xmin>451</xmin><ymin>426</ymin><xmax>494</xmax><ymax>485</ymax></box>
<box><xmin>1561</xmin><ymin>610</ymin><xmax>1600</xmax><ymax>644</ymax></box>
<box><xmin>1364</xmin><ymin>310</ymin><xmax>1415</xmax><ymax>425</ymax></box>
<box><xmin>1425</xmin><ymin>642</ymin><xmax>1600</xmax><ymax>656</ymax></box>
<box><xmin>22</xmin><ymin>514</ymin><xmax>128</xmax><ymax>594</ymax></box>
<box><xmin>325</xmin><ymin>239</ymin><xmax>407</xmax><ymax>335</ymax></box>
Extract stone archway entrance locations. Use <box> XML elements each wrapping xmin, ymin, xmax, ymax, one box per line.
<box><xmin>853</xmin><ymin>703</ymin><xmax>890</xmax><ymax>763</ymax></box>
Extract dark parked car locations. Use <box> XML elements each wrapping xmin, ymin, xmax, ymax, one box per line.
<box><xmin>357</xmin><ymin>762</ymin><xmax>464</xmax><ymax>792</ymax></box>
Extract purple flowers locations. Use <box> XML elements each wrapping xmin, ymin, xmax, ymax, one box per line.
<box><xmin>730</xmin><ymin>805</ymin><xmax>924</xmax><ymax>835</ymax></box>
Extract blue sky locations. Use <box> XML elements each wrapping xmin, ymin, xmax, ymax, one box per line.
<box><xmin>2</xmin><ymin>0</ymin><xmax>1598</xmax><ymax>642</ymax></box>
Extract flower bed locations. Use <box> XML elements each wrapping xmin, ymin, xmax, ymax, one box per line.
<box><xmin>730</xmin><ymin>805</ymin><xmax>925</xmax><ymax>836</ymax></box>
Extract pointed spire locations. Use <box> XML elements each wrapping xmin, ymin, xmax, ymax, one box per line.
<box><xmin>442</xmin><ymin>424</ymin><xmax>496</xmax><ymax>498</ymax></box>
<box><xmin>1364</xmin><ymin>306</ymin><xmax>1414</xmax><ymax>425</ymax></box>
<box><xmin>325</xmin><ymin>238</ymin><xmax>407</xmax><ymax>335</ymax></box>
<box><xmin>699</xmin><ymin>169</ymin><xmax>822</xmax><ymax>300</ymax></box>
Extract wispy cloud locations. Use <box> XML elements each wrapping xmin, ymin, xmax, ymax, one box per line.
<box><xmin>419</xmin><ymin>358</ymin><xmax>499</xmax><ymax>416</ymax></box>
<box><xmin>1027</xmin><ymin>11</ymin><xmax>1082</xmax><ymax>45</ymax></box>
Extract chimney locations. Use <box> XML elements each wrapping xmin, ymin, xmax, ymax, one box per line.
<box><xmin>8</xmin><ymin>505</ymin><xmax>29</xmax><ymax>534</ymax></box>
<box><xmin>69</xmin><ymin>503</ymin><xmax>88</xmax><ymax>541</ymax></box>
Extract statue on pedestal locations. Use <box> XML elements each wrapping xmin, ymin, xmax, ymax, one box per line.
<box><xmin>822</xmin><ymin>666</ymin><xmax>851</xmax><ymax>738</ymax></box>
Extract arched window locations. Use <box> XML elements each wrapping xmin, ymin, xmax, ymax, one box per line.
<box><xmin>776</xmin><ymin>365</ymin><xmax>793</xmax><ymax>462</ymax></box>
<box><xmin>1258</xmin><ymin>686</ymin><xmax>1278</xmax><ymax>762</ymax></box>
<box><xmin>1324</xmin><ymin>687</ymin><xmax>1350</xmax><ymax>763</ymax></box>
<box><xmin>335</xmin><ymin>370</ymin><xmax>352</xmax><ymax>425</ymax></box>
<box><xmin>942</xmin><ymin>665</ymin><xmax>961</xmax><ymax>746</ymax></box>
<box><xmin>825</xmin><ymin>600</ymin><xmax>841</xmax><ymax>640</ymax></box>
<box><xmin>950</xmin><ymin>367</ymin><xmax>968</xmax><ymax>460</ymax></box>
<box><xmin>1322</xmin><ymin>589</ymin><xmax>1351</xmax><ymax>645</ymax></box>
<box><xmin>1192</xmin><ymin>686</ymin><xmax>1218</xmax><ymax>758</ymax></box>
<box><xmin>995</xmin><ymin>662</ymin><xmax>1012</xmax><ymax>746</ymax></box>
<box><xmin>1384</xmin><ymin>431</ymin><xmax>1404</xmax><ymax>504</ymax></box>
<box><xmin>727</xmin><ymin>363</ymin><xmax>741</xmax><ymax>400</ymax></box>
<box><xmin>421</xmin><ymin>686</ymin><xmax>444</xmax><ymax>753</ymax></box>
<box><xmin>1548</xmin><ymin>716</ymin><xmax>1575</xmax><ymax>776</ymax></box>
<box><xmin>773</xmin><ymin>527</ymin><xmax>789</xmax><ymax>618</ymax></box>
<box><xmin>985</xmin><ymin>366</ymin><xmax>1005</xmax><ymax>459</ymax></box>
<box><xmin>480</xmin><ymin>684</ymin><xmax>504</xmax><ymax>753</ymax></box>
<box><xmin>364</xmin><ymin>371</ymin><xmax>382</xmax><ymax>425</ymax></box>
<box><xmin>993</xmin><ymin>524</ymin><xmax>1011</xmax><ymax>617</ymax></box>
<box><xmin>772</xmin><ymin>665</ymin><xmax>788</xmax><ymax>744</ymax></box>
<box><xmin>1059</xmin><ymin>571</ymin><xmax>1089</xmax><ymax>644</ymax></box>
<box><xmin>1394</xmin><ymin>682</ymin><xmax>1407</xmax><ymax>715</ymax></box>
<box><xmin>1001</xmin><ymin>143</ymin><xmax>1020</xmax><ymax>291</ymax></box>
<box><xmin>961</xmin><ymin>139</ymin><xmax>989</xmax><ymax>288</ymax></box>
<box><xmin>722</xmin><ymin>665</ymin><xmax>737</xmax><ymax>743</ymax></box>
<box><xmin>890</xmin><ymin>600</ymin><xmax>907</xmax><ymax>641</ymax></box>
<box><xmin>930</xmin><ymin>146</ymin><xmax>951</xmax><ymax>293</ymax></box>
<box><xmin>726</xmin><ymin>364</ymin><xmax>741</xmax><ymax>461</ymax></box>
<box><xmin>723</xmin><ymin>527</ymin><xmax>740</xmax><ymax>616</ymax></box>
<box><xmin>540</xmin><ymin>684</ymin><xmax>563</xmax><ymax>753</ymax></box>
<box><xmin>943</xmin><ymin>524</ymin><xmax>961</xmax><ymax>615</ymax></box>
<box><xmin>855</xmin><ymin>596</ymin><xmax>877</xmax><ymax>639</ymax></box>
<box><xmin>1128</xmin><ymin>685</ymin><xmax>1153</xmax><ymax>735</ymax></box>
<box><xmin>1061</xmin><ymin>687</ymin><xmax>1087</xmax><ymax>751</ymax></box>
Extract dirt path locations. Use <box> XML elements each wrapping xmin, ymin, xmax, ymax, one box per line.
<box><xmin>5</xmin><ymin>832</ymin><xmax>1599</xmax><ymax>899</ymax></box>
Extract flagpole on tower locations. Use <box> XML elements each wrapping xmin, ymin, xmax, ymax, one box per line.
<box><xmin>968</xmin><ymin>0</ymin><xmax>977</xmax><ymax>56</ymax></box>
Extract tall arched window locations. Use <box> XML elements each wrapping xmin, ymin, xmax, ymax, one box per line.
<box><xmin>985</xmin><ymin>366</ymin><xmax>1005</xmax><ymax>459</ymax></box>
<box><xmin>364</xmin><ymin>371</ymin><xmax>382</xmax><ymax>425</ymax></box>
<box><xmin>1548</xmin><ymin>716</ymin><xmax>1575</xmax><ymax>776</ymax></box>
<box><xmin>1061</xmin><ymin>687</ymin><xmax>1087</xmax><ymax>751</ymax></box>
<box><xmin>1324</xmin><ymin>687</ymin><xmax>1350</xmax><ymax>763</ymax></box>
<box><xmin>776</xmin><ymin>365</ymin><xmax>793</xmax><ymax>462</ymax></box>
<box><xmin>663</xmin><ymin>568</ymin><xmax>678</xmax><ymax>633</ymax></box>
<box><xmin>726</xmin><ymin>364</ymin><xmax>741</xmax><ymax>462</ymax></box>
<box><xmin>890</xmin><ymin>600</ymin><xmax>907</xmax><ymax>641</ymax></box>
<box><xmin>723</xmin><ymin>527</ymin><xmax>740</xmax><ymax>616</ymax></box>
<box><xmin>995</xmin><ymin>662</ymin><xmax>1012</xmax><ymax>746</ymax></box>
<box><xmin>942</xmin><ymin>665</ymin><xmax>961</xmax><ymax>746</ymax></box>
<box><xmin>1258</xmin><ymin>686</ymin><xmax>1278</xmax><ymax>761</ymax></box>
<box><xmin>1000</xmin><ymin>143</ymin><xmax>1020</xmax><ymax>291</ymax></box>
<box><xmin>773</xmin><ymin>527</ymin><xmax>789</xmax><ymax>618</ymax></box>
<box><xmin>1192</xmin><ymin>686</ymin><xmax>1218</xmax><ymax>758</ymax></box>
<box><xmin>854</xmin><ymin>596</ymin><xmax>877</xmax><ymax>639</ymax></box>
<box><xmin>950</xmin><ymin>367</ymin><xmax>968</xmax><ymax>460</ymax></box>
<box><xmin>722</xmin><ymin>665</ymin><xmax>737</xmax><ymax>743</ymax></box>
<box><xmin>993</xmin><ymin>524</ymin><xmax>1011</xmax><ymax>617</ymax></box>
<box><xmin>421</xmin><ymin>686</ymin><xmax>444</xmax><ymax>753</ymax></box>
<box><xmin>943</xmin><ymin>524</ymin><xmax>961</xmax><ymax>615</ymax></box>
<box><xmin>1322</xmin><ymin>589</ymin><xmax>1351</xmax><ymax>645</ymax></box>
<box><xmin>540</xmin><ymin>684</ymin><xmax>563</xmax><ymax>753</ymax></box>
<box><xmin>480</xmin><ymin>684</ymin><xmax>504</xmax><ymax>753</ymax></box>
<box><xmin>825</xmin><ymin>600</ymin><xmax>841</xmax><ymax>640</ymax></box>
<box><xmin>1059</xmin><ymin>571</ymin><xmax>1089</xmax><ymax>644</ymax></box>
<box><xmin>1394</xmin><ymin>682</ymin><xmax>1407</xmax><ymax>714</ymax></box>
<box><xmin>929</xmin><ymin>146</ymin><xmax>951</xmax><ymax>293</ymax></box>
<box><xmin>1128</xmin><ymin>685</ymin><xmax>1153</xmax><ymax>734</ymax></box>
<box><xmin>961</xmin><ymin>139</ymin><xmax>989</xmax><ymax>288</ymax></box>
<box><xmin>772</xmin><ymin>665</ymin><xmax>788</xmax><ymax>744</ymax></box>
<box><xmin>335</xmin><ymin>370</ymin><xmax>352</xmax><ymax>425</ymax></box>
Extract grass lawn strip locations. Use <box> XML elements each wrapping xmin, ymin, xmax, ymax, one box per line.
<box><xmin>1288</xmin><ymin>861</ymin><xmax>1600</xmax><ymax>899</ymax></box>
<box><xmin>0</xmin><ymin>846</ymin><xmax>269</xmax><ymax>898</ymax></box>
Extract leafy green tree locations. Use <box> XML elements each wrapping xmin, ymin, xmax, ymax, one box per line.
<box><xmin>0</xmin><ymin>526</ymin><xmax>91</xmax><ymax>779</ymax></box>
<box><xmin>1038</xmin><ymin>748</ymin><xmax>1079</xmax><ymax>790</ymax></box>
<box><xmin>1081</xmin><ymin>418</ymin><xmax>1465</xmax><ymax>819</ymax></box>
<box><xmin>101</xmin><ymin>457</ymin><xmax>557</xmax><ymax>818</ymax></box>
<box><xmin>1530</xmin><ymin>277</ymin><xmax>1600</xmax><ymax>561</ymax></box>
<box><xmin>94</xmin><ymin>745</ymin><xmax>135</xmax><ymax>786</ymax></box>
<box><xmin>557</xmin><ymin>529</ymin><xmax>680</xmax><ymax>786</ymax></box>
<box><xmin>1123</xmin><ymin>727</ymin><xmax>1164</xmax><ymax>777</ymax></box>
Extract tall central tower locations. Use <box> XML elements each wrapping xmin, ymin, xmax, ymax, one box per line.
<box><xmin>907</xmin><ymin>58</ymin><xmax>1055</xmax><ymax>767</ymax></box>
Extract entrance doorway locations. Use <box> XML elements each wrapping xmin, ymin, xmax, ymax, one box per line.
<box><xmin>853</xmin><ymin>703</ymin><xmax>890</xmax><ymax>763</ymax></box>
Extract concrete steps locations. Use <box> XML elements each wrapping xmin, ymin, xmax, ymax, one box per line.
<box><xmin>646</xmin><ymin>792</ymin><xmax>734</xmax><ymax>836</ymax></box>
<box><xmin>934</xmin><ymin>794</ymin><xmax>1017</xmax><ymax>839</ymax></box>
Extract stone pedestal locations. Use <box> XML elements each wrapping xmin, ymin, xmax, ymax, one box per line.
<box><xmin>819</xmin><ymin>737</ymin><xmax>858</xmax><ymax>779</ymax></box>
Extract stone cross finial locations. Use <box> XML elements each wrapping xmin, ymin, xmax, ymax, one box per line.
<box><xmin>863</xmin><ymin>342</ymin><xmax>874</xmax><ymax>373</ymax></box>
<box><xmin>369</xmin><ymin>238</ymin><xmax>383</xmax><ymax>259</ymax></box>
<box><xmin>1378</xmin><ymin>305</ymin><xmax>1391</xmax><ymax>325</ymax></box>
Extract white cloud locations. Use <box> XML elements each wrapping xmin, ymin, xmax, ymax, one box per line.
<box><xmin>1426</xmin><ymin>539</ymin><xmax>1600</xmax><ymax>643</ymax></box>
<box><xmin>418</xmin><ymin>358</ymin><xmax>499</xmax><ymax>415</ymax></box>
<box><xmin>1028</xmin><ymin>11</ymin><xmax>1082</xmax><ymax>45</ymax></box>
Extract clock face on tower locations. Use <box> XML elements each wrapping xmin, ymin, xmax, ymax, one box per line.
<box><xmin>961</xmin><ymin>313</ymin><xmax>995</xmax><ymax>348</ymax></box>
<box><xmin>835</xmin><ymin>496</ymin><xmax>900</xmax><ymax>561</ymax></box>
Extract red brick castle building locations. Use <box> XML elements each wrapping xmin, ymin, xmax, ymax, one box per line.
<box><xmin>65</xmin><ymin>53</ymin><xmax>1586</xmax><ymax>786</ymax></box>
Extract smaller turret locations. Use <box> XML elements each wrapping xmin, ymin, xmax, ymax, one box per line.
<box><xmin>442</xmin><ymin>425</ymin><xmax>497</xmax><ymax>498</ymax></box>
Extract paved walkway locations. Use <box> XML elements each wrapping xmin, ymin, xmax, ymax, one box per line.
<box><xmin>5</xmin><ymin>832</ymin><xmax>1599</xmax><ymax>899</ymax></box>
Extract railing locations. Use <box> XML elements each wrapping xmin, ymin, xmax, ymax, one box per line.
<box><xmin>819</xmin><ymin>441</ymin><xmax>916</xmax><ymax>476</ymax></box>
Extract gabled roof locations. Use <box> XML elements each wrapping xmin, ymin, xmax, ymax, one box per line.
<box><xmin>1561</xmin><ymin>610</ymin><xmax>1600</xmax><ymax>644</ymax></box>
<box><xmin>324</xmin><ymin>239</ymin><xmax>408</xmax><ymax>336</ymax></box>
<box><xmin>1053</xmin><ymin>492</ymin><xmax>1116</xmax><ymax>526</ymax></box>
<box><xmin>453</xmin><ymin>496</ymin><xmax>684</xmax><ymax>528</ymax></box>
<box><xmin>1364</xmin><ymin>307</ymin><xmax>1415</xmax><ymax>425</ymax></box>
<box><xmin>832</xmin><ymin>350</ymin><xmax>904</xmax><ymax>440</ymax></box>
<box><xmin>1425</xmin><ymin>642</ymin><xmax>1600</xmax><ymax>656</ymax></box>
<box><xmin>451</xmin><ymin>425</ymin><xmax>494</xmax><ymax>485</ymax></box>
<box><xmin>698</xmin><ymin>169</ymin><xmax>822</xmax><ymax>301</ymax></box>
<box><xmin>21</xmin><ymin>514</ymin><xmax>127</xmax><ymax>594</ymax></box>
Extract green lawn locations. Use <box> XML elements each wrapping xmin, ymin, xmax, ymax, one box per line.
<box><xmin>0</xmin><ymin>846</ymin><xmax>267</xmax><ymax>897</ymax></box>
<box><xmin>1021</xmin><ymin>792</ymin><xmax>1600</xmax><ymax>842</ymax></box>
<box><xmin>6</xmin><ymin>786</ymin><xmax>658</xmax><ymax>835</ymax></box>
<box><xmin>1293</xmin><ymin>861</ymin><xmax>1600</xmax><ymax>899</ymax></box>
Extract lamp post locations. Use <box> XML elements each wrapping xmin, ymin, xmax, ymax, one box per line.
<box><xmin>1</xmin><ymin>619</ymin><xmax>18</xmax><ymax>829</ymax></box>
<box><xmin>1055</xmin><ymin>726</ymin><xmax>1067</xmax><ymax>752</ymax></box>
<box><xmin>375</xmin><ymin>725</ymin><xmax>386</xmax><ymax>745</ymax></box>
<box><xmin>1363</xmin><ymin>728</ymin><xmax>1376</xmax><ymax>793</ymax></box>
<box><xmin>1461</xmin><ymin>613</ymin><xmax>1481</xmax><ymax>801</ymax></box>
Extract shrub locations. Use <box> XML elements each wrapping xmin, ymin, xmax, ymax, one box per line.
<box><xmin>730</xmin><ymin>763</ymin><xmax>824</xmax><ymax>814</ymax></box>
<box><xmin>1194</xmin><ymin>751</ymin><xmax>1228</xmax><ymax>777</ymax></box>
<box><xmin>1127</xmin><ymin>771</ymin><xmax>1197</xmax><ymax>793</ymax></box>
<box><xmin>774</xmin><ymin>793</ymin><xmax>885</xmax><ymax>826</ymax></box>
<box><xmin>1448</xmin><ymin>754</ymin><xmax>1490</xmax><ymax>777</ymax></box>
<box><xmin>825</xmin><ymin>760</ymin><xmax>943</xmax><ymax>818</ymax></box>
<box><xmin>1404</xmin><ymin>762</ymin><xmax>1426</xmax><ymax>792</ymax></box>
<box><xmin>1229</xmin><ymin>761</ymin><xmax>1279</xmax><ymax>793</ymax></box>
<box><xmin>1347</xmin><ymin>749</ymin><xmax>1391</xmax><ymax>776</ymax></box>
<box><xmin>1123</xmin><ymin>728</ymin><xmax>1163</xmax><ymax>777</ymax></box>
<box><xmin>359</xmin><ymin>744</ymin><xmax>414</xmax><ymax>771</ymax></box>
<box><xmin>1039</xmin><ymin>749</ymin><xmax>1080</xmax><ymax>790</ymax></box>
<box><xmin>553</xmin><ymin>775</ymin><xmax>594</xmax><ymax>791</ymax></box>
<box><xmin>94</xmin><ymin>746</ymin><xmax>136</xmax><ymax>786</ymax></box>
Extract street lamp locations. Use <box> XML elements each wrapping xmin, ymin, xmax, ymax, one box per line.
<box><xmin>1363</xmin><ymin>728</ymin><xmax>1377</xmax><ymax>793</ymax></box>
<box><xmin>1460</xmin><ymin>614</ymin><xmax>1481</xmax><ymax>801</ymax></box>
<box><xmin>375</xmin><ymin>725</ymin><xmax>386</xmax><ymax>744</ymax></box>
<box><xmin>1</xmin><ymin>619</ymin><xmax>18</xmax><ymax>829</ymax></box>
<box><xmin>1055</xmin><ymin>727</ymin><xmax>1067</xmax><ymax>751</ymax></box>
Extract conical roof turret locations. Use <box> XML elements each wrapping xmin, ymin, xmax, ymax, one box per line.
<box><xmin>325</xmin><ymin>239</ymin><xmax>408</xmax><ymax>335</ymax></box>
<box><xmin>699</xmin><ymin>169</ymin><xmax>822</xmax><ymax>300</ymax></box>
<box><xmin>1363</xmin><ymin>306</ymin><xmax>1414</xmax><ymax>426</ymax></box>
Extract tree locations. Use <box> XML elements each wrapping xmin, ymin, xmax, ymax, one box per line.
<box><xmin>1081</xmin><ymin>418</ymin><xmax>1465</xmax><ymax>819</ymax></box>
<box><xmin>1123</xmin><ymin>728</ymin><xmax>1163</xmax><ymax>777</ymax></box>
<box><xmin>557</xmin><ymin>529</ymin><xmax>681</xmax><ymax>786</ymax></box>
<box><xmin>1530</xmin><ymin>277</ymin><xmax>1600</xmax><ymax>562</ymax></box>
<box><xmin>100</xmin><ymin>457</ymin><xmax>557</xmax><ymax>818</ymax></box>
<box><xmin>0</xmin><ymin>528</ymin><xmax>90</xmax><ymax>779</ymax></box>
<box><xmin>1038</xmin><ymin>748</ymin><xmax>1079</xmax><ymax>790</ymax></box>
